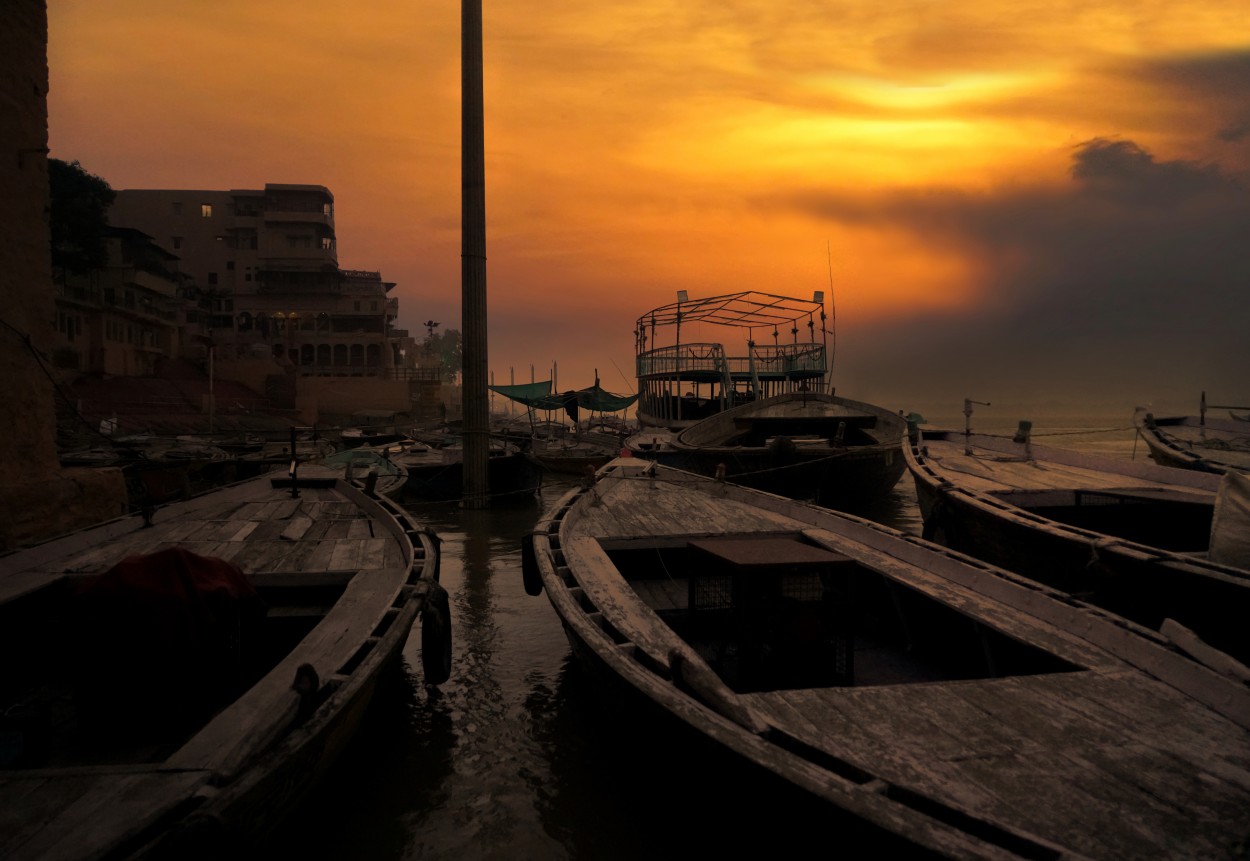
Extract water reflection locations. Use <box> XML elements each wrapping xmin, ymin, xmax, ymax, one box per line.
<box><xmin>263</xmin><ymin>473</ymin><xmax>928</xmax><ymax>860</ymax></box>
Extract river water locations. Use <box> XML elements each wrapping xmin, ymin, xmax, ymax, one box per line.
<box><xmin>264</xmin><ymin>417</ymin><xmax>1142</xmax><ymax>860</ymax></box>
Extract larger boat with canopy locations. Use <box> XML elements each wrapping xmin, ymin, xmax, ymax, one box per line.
<box><xmin>634</xmin><ymin>291</ymin><xmax>831</xmax><ymax>431</ymax></box>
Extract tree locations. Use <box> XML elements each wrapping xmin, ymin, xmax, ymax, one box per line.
<box><xmin>425</xmin><ymin>328</ymin><xmax>462</xmax><ymax>381</ymax></box>
<box><xmin>49</xmin><ymin>159</ymin><xmax>115</xmax><ymax>276</ymax></box>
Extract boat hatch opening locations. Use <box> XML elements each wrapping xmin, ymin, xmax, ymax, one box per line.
<box><xmin>605</xmin><ymin>533</ymin><xmax>1081</xmax><ymax>695</ymax></box>
<box><xmin>988</xmin><ymin>488</ymin><xmax>1213</xmax><ymax>552</ymax></box>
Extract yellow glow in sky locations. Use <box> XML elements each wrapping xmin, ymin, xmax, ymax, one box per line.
<box><xmin>46</xmin><ymin>0</ymin><xmax>1250</xmax><ymax>406</ymax></box>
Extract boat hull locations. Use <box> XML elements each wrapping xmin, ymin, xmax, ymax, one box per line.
<box><xmin>906</xmin><ymin>428</ymin><xmax>1250</xmax><ymax>665</ymax></box>
<box><xmin>665</xmin><ymin>392</ymin><xmax>907</xmax><ymax>510</ymax></box>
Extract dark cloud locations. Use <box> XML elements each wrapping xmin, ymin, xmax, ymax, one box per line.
<box><xmin>789</xmin><ymin>138</ymin><xmax>1250</xmax><ymax>413</ymax></box>
<box><xmin>1133</xmin><ymin>50</ymin><xmax>1250</xmax><ymax>152</ymax></box>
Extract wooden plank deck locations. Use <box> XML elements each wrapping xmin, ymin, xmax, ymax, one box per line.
<box><xmin>918</xmin><ymin>436</ymin><xmax>1215</xmax><ymax>498</ymax></box>
<box><xmin>741</xmin><ymin>669</ymin><xmax>1250</xmax><ymax>859</ymax></box>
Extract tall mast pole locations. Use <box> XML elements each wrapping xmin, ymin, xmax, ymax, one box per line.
<box><xmin>461</xmin><ymin>0</ymin><xmax>489</xmax><ymax>507</ymax></box>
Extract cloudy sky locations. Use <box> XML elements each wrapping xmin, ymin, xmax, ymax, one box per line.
<box><xmin>47</xmin><ymin>1</ymin><xmax>1249</xmax><ymax>419</ymax></box>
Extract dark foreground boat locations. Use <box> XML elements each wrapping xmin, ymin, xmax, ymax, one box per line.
<box><xmin>1134</xmin><ymin>406</ymin><xmax>1250</xmax><ymax>475</ymax></box>
<box><xmin>524</xmin><ymin>457</ymin><xmax>1250</xmax><ymax>859</ymax></box>
<box><xmin>655</xmin><ymin>391</ymin><xmax>906</xmax><ymax>510</ymax></box>
<box><xmin>0</xmin><ymin>467</ymin><xmax>449</xmax><ymax>860</ymax></box>
<box><xmin>905</xmin><ymin>425</ymin><xmax>1250</xmax><ymax>667</ymax></box>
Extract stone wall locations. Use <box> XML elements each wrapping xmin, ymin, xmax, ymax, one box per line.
<box><xmin>0</xmin><ymin>0</ymin><xmax>126</xmax><ymax>551</ymax></box>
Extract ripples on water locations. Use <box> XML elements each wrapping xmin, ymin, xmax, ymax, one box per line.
<box><xmin>266</xmin><ymin>419</ymin><xmax>1141</xmax><ymax>859</ymax></box>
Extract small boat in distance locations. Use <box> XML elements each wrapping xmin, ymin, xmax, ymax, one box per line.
<box><xmin>323</xmin><ymin>446</ymin><xmax>409</xmax><ymax>497</ymax></box>
<box><xmin>0</xmin><ymin>466</ymin><xmax>449</xmax><ymax>859</ymax></box>
<box><xmin>655</xmin><ymin>390</ymin><xmax>906</xmax><ymax>511</ymax></box>
<box><xmin>1134</xmin><ymin>404</ymin><xmax>1250</xmax><ymax>474</ymax></box>
<box><xmin>524</xmin><ymin>457</ymin><xmax>1250</xmax><ymax>859</ymax></box>
<box><xmin>905</xmin><ymin>418</ymin><xmax>1250</xmax><ymax>667</ymax></box>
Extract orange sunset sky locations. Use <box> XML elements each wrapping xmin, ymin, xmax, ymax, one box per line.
<box><xmin>47</xmin><ymin>2</ymin><xmax>1249</xmax><ymax>419</ymax></box>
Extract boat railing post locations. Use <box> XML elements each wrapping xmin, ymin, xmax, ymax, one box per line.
<box><xmin>288</xmin><ymin>426</ymin><xmax>300</xmax><ymax>498</ymax></box>
<box><xmin>964</xmin><ymin>398</ymin><xmax>990</xmax><ymax>455</ymax></box>
<box><xmin>1013</xmin><ymin>420</ymin><xmax>1033</xmax><ymax>460</ymax></box>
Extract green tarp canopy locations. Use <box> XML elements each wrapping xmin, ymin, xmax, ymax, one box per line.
<box><xmin>490</xmin><ymin>380</ymin><xmax>638</xmax><ymax>415</ymax></box>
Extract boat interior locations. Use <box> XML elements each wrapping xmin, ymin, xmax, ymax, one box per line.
<box><xmin>599</xmin><ymin>532</ymin><xmax>1080</xmax><ymax>694</ymax></box>
<box><xmin>0</xmin><ymin>569</ymin><xmax>348</xmax><ymax>770</ymax></box>
<box><xmin>987</xmin><ymin>487</ymin><xmax>1215</xmax><ymax>552</ymax></box>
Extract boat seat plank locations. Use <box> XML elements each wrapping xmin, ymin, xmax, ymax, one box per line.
<box><xmin>347</xmin><ymin>518</ymin><xmax>375</xmax><ymax>539</ymax></box>
<box><xmin>279</xmin><ymin>516</ymin><xmax>314</xmax><ymax>542</ymax></box>
<box><xmin>630</xmin><ymin>577</ymin><xmax>688</xmax><ymax>612</ymax></box>
<box><xmin>301</xmin><ymin>538</ymin><xmax>342</xmax><ymax>572</ymax></box>
<box><xmin>328</xmin><ymin>540</ymin><xmax>363</xmax><ymax>572</ymax></box>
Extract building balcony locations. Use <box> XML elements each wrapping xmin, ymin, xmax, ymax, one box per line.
<box><xmin>128</xmin><ymin>269</ymin><xmax>179</xmax><ymax>298</ymax></box>
<box><xmin>263</xmin><ymin>209</ymin><xmax>334</xmax><ymax>229</ymax></box>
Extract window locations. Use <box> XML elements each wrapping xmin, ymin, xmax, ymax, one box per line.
<box><xmin>172</xmin><ymin>202</ymin><xmax>182</xmax><ymax>215</ymax></box>
<box><xmin>207</xmin><ymin>273</ymin><xmax>218</xmax><ymax>285</ymax></box>
<box><xmin>172</xmin><ymin>237</ymin><xmax>182</xmax><ymax>250</ymax></box>
<box><xmin>226</xmin><ymin>261</ymin><xmax>235</xmax><ymax>270</ymax></box>
<box><xmin>321</xmin><ymin>237</ymin><xmax>332</xmax><ymax>250</ymax></box>
<box><xmin>201</xmin><ymin>204</ymin><xmax>213</xmax><ymax>217</ymax></box>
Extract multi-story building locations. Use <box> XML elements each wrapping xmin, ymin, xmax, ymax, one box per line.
<box><xmin>50</xmin><ymin>226</ymin><xmax>183</xmax><ymax>377</ymax></box>
<box><xmin>108</xmin><ymin>183</ymin><xmax>410</xmax><ymax>376</ymax></box>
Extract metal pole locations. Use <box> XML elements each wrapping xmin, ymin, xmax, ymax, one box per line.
<box><xmin>461</xmin><ymin>0</ymin><xmax>489</xmax><ymax>508</ymax></box>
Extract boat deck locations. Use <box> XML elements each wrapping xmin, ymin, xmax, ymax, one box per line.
<box><xmin>916</xmin><ymin>433</ymin><xmax>1215</xmax><ymax>499</ymax></box>
<box><xmin>3</xmin><ymin>471</ymin><xmax>406</xmax><ymax>593</ymax></box>
<box><xmin>741</xmin><ymin>669</ymin><xmax>1250</xmax><ymax>859</ymax></box>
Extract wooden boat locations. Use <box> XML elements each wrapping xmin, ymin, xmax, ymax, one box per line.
<box><xmin>634</xmin><ymin>291</ymin><xmax>831</xmax><ymax>431</ymax></box>
<box><xmin>337</xmin><ymin>427</ymin><xmax>408</xmax><ymax>449</ymax></box>
<box><xmin>382</xmin><ymin>437</ymin><xmax>542</xmax><ymax>506</ymax></box>
<box><xmin>488</xmin><ymin>380</ymin><xmax>636</xmax><ymax>476</ymax></box>
<box><xmin>1134</xmin><ymin>407</ymin><xmax>1250</xmax><ymax>474</ymax></box>
<box><xmin>0</xmin><ymin>466</ymin><xmax>450</xmax><ymax>859</ymax></box>
<box><xmin>322</xmin><ymin>447</ymin><xmax>409</xmax><ymax>497</ymax></box>
<box><xmin>522</xmin><ymin>428</ymin><xmax>624</xmax><ymax>478</ymax></box>
<box><xmin>523</xmin><ymin>457</ymin><xmax>1250</xmax><ymax>859</ymax></box>
<box><xmin>657</xmin><ymin>391</ymin><xmax>906</xmax><ymax>510</ymax></box>
<box><xmin>905</xmin><ymin>425</ymin><xmax>1250</xmax><ymax>666</ymax></box>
